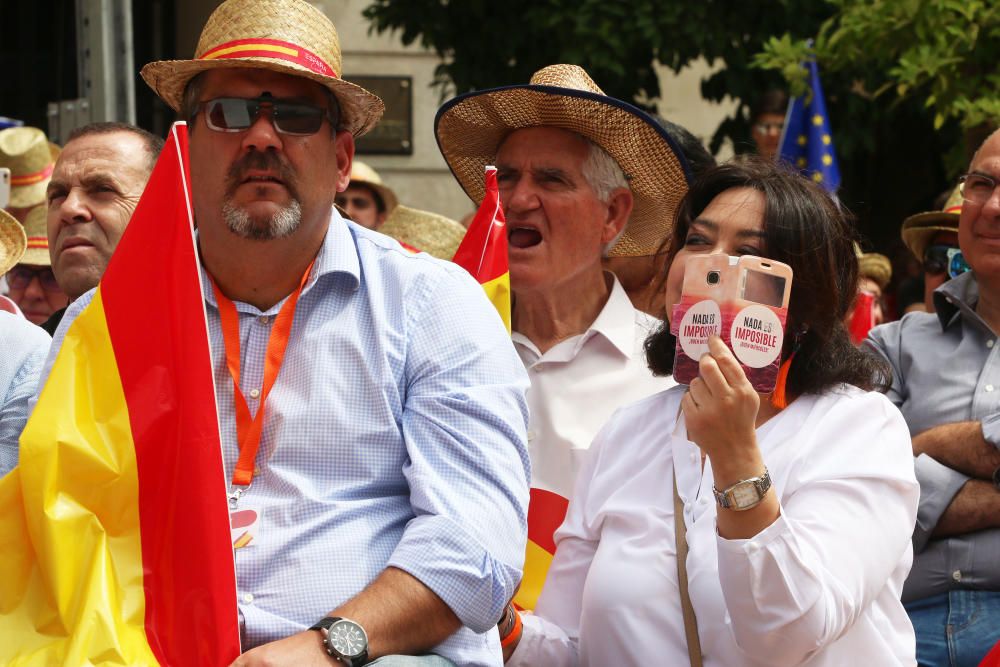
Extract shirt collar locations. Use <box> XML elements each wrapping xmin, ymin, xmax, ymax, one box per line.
<box><xmin>933</xmin><ymin>271</ymin><xmax>980</xmax><ymax>330</ymax></box>
<box><xmin>588</xmin><ymin>273</ymin><xmax>641</xmax><ymax>358</ymax></box>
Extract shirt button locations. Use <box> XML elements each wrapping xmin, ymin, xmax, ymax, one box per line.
<box><xmin>242</xmin><ymin>593</ymin><xmax>254</xmax><ymax>603</ymax></box>
<box><xmin>526</xmin><ymin>430</ymin><xmax>536</xmax><ymax>441</ymax></box>
<box><xmin>257</xmin><ymin>315</ymin><xmax>270</xmax><ymax>324</ymax></box>
<box><xmin>952</xmin><ymin>570</ymin><xmax>962</xmax><ymax>582</ymax></box>
<box><xmin>989</xmin><ymin>339</ymin><xmax>996</xmax><ymax>349</ymax></box>
<box><xmin>747</xmin><ymin>542</ymin><xmax>760</xmax><ymax>554</ymax></box>
<box><xmin>249</xmin><ymin>388</ymin><xmax>261</xmax><ymax>399</ymax></box>
<box><xmin>987</xmin><ymin>385</ymin><xmax>995</xmax><ymax>393</ymax></box>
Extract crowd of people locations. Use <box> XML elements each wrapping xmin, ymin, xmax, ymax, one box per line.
<box><xmin>2</xmin><ymin>0</ymin><xmax>999</xmax><ymax>665</ymax></box>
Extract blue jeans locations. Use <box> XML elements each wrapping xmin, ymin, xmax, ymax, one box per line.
<box><xmin>368</xmin><ymin>656</ymin><xmax>455</xmax><ymax>666</ymax></box>
<box><xmin>905</xmin><ymin>590</ymin><xmax>1000</xmax><ymax>667</ymax></box>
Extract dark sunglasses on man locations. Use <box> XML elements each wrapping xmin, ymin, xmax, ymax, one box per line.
<box><xmin>923</xmin><ymin>244</ymin><xmax>971</xmax><ymax>279</ymax></box>
<box><xmin>6</xmin><ymin>265</ymin><xmax>61</xmax><ymax>292</ymax></box>
<box><xmin>195</xmin><ymin>94</ymin><xmax>340</xmax><ymax>136</ymax></box>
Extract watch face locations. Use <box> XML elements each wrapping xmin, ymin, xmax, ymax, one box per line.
<box><xmin>329</xmin><ymin>620</ymin><xmax>367</xmax><ymax>658</ymax></box>
<box><xmin>731</xmin><ymin>482</ymin><xmax>760</xmax><ymax>507</ymax></box>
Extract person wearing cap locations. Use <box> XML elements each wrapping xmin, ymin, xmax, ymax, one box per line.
<box><xmin>866</xmin><ymin>131</ymin><xmax>1000</xmax><ymax>665</ymax></box>
<box><xmin>4</xmin><ymin>206</ymin><xmax>69</xmax><ymax>326</ymax></box>
<box><xmin>40</xmin><ymin>122</ymin><xmax>163</xmax><ymax>334</ymax></box>
<box><xmin>49</xmin><ymin>1</ymin><xmax>531</xmax><ymax>665</ymax></box>
<box><xmin>335</xmin><ymin>160</ymin><xmax>398</xmax><ymax>230</ymax></box>
<box><xmin>0</xmin><ymin>208</ymin><xmax>51</xmax><ymax>477</ymax></box>
<box><xmin>901</xmin><ymin>185</ymin><xmax>968</xmax><ymax>313</ymax></box>
<box><xmin>0</xmin><ymin>126</ymin><xmax>60</xmax><ymax>223</ymax></box>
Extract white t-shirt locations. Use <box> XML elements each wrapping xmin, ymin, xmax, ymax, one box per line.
<box><xmin>510</xmin><ymin>384</ymin><xmax>919</xmax><ymax>667</ymax></box>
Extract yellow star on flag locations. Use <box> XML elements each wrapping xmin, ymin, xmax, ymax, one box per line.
<box><xmin>822</xmin><ymin>134</ymin><xmax>831</xmax><ymax>145</ymax></box>
<box><xmin>797</xmin><ymin>135</ymin><xmax>807</xmax><ymax>146</ymax></box>
<box><xmin>813</xmin><ymin>114</ymin><xmax>824</xmax><ymax>126</ymax></box>
<box><xmin>797</xmin><ymin>158</ymin><xmax>807</xmax><ymax>168</ymax></box>
<box><xmin>822</xmin><ymin>154</ymin><xmax>833</xmax><ymax>166</ymax></box>
<box><xmin>812</xmin><ymin>172</ymin><xmax>824</xmax><ymax>183</ymax></box>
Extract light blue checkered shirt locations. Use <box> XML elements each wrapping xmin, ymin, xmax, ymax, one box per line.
<box><xmin>0</xmin><ymin>311</ymin><xmax>50</xmax><ymax>477</ymax></box>
<box><xmin>46</xmin><ymin>212</ymin><xmax>531</xmax><ymax>666</ymax></box>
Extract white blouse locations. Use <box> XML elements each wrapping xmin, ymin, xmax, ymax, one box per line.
<box><xmin>509</xmin><ymin>385</ymin><xmax>919</xmax><ymax>667</ymax></box>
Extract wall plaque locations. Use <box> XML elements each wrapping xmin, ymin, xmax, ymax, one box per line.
<box><xmin>346</xmin><ymin>75</ymin><xmax>413</xmax><ymax>155</ymax></box>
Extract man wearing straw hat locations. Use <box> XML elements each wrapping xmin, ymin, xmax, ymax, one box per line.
<box><xmin>336</xmin><ymin>160</ymin><xmax>398</xmax><ymax>230</ymax></box>
<box><xmin>4</xmin><ymin>206</ymin><xmax>69</xmax><ymax>327</ymax></box>
<box><xmin>867</xmin><ymin>132</ymin><xmax>1000</xmax><ymax>665</ymax></box>
<box><xmin>435</xmin><ymin>65</ymin><xmax>690</xmax><ymax>575</ymax></box>
<box><xmin>0</xmin><ymin>126</ymin><xmax>60</xmax><ymax>223</ymax></box>
<box><xmin>0</xmin><ymin>208</ymin><xmax>51</xmax><ymax>477</ymax></box>
<box><xmin>122</xmin><ymin>0</ymin><xmax>529</xmax><ymax>664</ymax></box>
<box><xmin>901</xmin><ymin>185</ymin><xmax>966</xmax><ymax>313</ymax></box>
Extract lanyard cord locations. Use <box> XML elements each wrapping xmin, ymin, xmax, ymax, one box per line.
<box><xmin>212</xmin><ymin>262</ymin><xmax>314</xmax><ymax>489</ymax></box>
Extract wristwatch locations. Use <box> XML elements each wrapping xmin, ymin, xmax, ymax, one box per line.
<box><xmin>713</xmin><ymin>468</ymin><xmax>772</xmax><ymax>511</ymax></box>
<box><xmin>310</xmin><ymin>616</ymin><xmax>369</xmax><ymax>666</ymax></box>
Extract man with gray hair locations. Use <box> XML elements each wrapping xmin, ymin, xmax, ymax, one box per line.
<box><xmin>435</xmin><ymin>64</ymin><xmax>691</xmax><ymax>614</ymax></box>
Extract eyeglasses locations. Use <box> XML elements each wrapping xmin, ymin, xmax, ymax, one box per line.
<box><xmin>195</xmin><ymin>95</ymin><xmax>340</xmax><ymax>136</ymax></box>
<box><xmin>959</xmin><ymin>172</ymin><xmax>1000</xmax><ymax>206</ymax></box>
<box><xmin>7</xmin><ymin>265</ymin><xmax>61</xmax><ymax>292</ymax></box>
<box><xmin>923</xmin><ymin>244</ymin><xmax>970</xmax><ymax>278</ymax></box>
<box><xmin>753</xmin><ymin>122</ymin><xmax>783</xmax><ymax>136</ymax></box>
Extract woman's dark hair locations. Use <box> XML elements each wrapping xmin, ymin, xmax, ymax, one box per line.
<box><xmin>645</xmin><ymin>157</ymin><xmax>891</xmax><ymax>397</ymax></box>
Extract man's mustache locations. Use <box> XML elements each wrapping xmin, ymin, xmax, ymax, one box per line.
<box><xmin>224</xmin><ymin>151</ymin><xmax>300</xmax><ymax>201</ymax></box>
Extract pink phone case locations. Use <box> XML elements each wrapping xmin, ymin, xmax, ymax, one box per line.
<box><xmin>671</xmin><ymin>255</ymin><xmax>793</xmax><ymax>392</ymax></box>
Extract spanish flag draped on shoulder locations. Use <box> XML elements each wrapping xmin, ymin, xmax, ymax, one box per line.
<box><xmin>0</xmin><ymin>123</ymin><xmax>241</xmax><ymax>665</ymax></box>
<box><xmin>451</xmin><ymin>165</ymin><xmax>511</xmax><ymax>332</ymax></box>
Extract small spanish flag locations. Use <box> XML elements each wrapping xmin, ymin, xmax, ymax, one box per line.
<box><xmin>0</xmin><ymin>123</ymin><xmax>240</xmax><ymax>664</ymax></box>
<box><xmin>514</xmin><ymin>488</ymin><xmax>569</xmax><ymax>611</ymax></box>
<box><xmin>452</xmin><ymin>166</ymin><xmax>511</xmax><ymax>332</ymax></box>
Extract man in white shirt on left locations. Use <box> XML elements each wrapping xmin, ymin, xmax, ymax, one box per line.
<box><xmin>434</xmin><ymin>64</ymin><xmax>691</xmax><ymax>612</ymax></box>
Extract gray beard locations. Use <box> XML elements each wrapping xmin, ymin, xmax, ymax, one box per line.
<box><xmin>222</xmin><ymin>199</ymin><xmax>302</xmax><ymax>240</ymax></box>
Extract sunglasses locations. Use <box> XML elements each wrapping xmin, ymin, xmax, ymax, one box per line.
<box><xmin>196</xmin><ymin>95</ymin><xmax>340</xmax><ymax>136</ymax></box>
<box><xmin>7</xmin><ymin>265</ymin><xmax>61</xmax><ymax>292</ymax></box>
<box><xmin>923</xmin><ymin>244</ymin><xmax>970</xmax><ymax>279</ymax></box>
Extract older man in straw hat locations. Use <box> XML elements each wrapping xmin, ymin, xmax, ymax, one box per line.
<box><xmin>901</xmin><ymin>185</ymin><xmax>967</xmax><ymax>313</ymax></box>
<box><xmin>4</xmin><ymin>206</ymin><xmax>69</xmax><ymax>327</ymax></box>
<box><xmin>435</xmin><ymin>64</ymin><xmax>689</xmax><ymax>618</ymax></box>
<box><xmin>0</xmin><ymin>126</ymin><xmax>60</xmax><ymax>223</ymax></box>
<box><xmin>0</xmin><ymin>208</ymin><xmax>51</xmax><ymax>476</ymax></box>
<box><xmin>867</xmin><ymin>133</ymin><xmax>1000</xmax><ymax>665</ymax></box>
<box><xmin>87</xmin><ymin>0</ymin><xmax>529</xmax><ymax>665</ymax></box>
<box><xmin>335</xmin><ymin>160</ymin><xmax>398</xmax><ymax>230</ymax></box>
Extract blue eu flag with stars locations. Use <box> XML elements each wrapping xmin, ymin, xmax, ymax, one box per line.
<box><xmin>778</xmin><ymin>59</ymin><xmax>841</xmax><ymax>193</ymax></box>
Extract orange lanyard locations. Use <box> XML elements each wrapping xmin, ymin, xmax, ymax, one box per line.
<box><xmin>211</xmin><ymin>262</ymin><xmax>314</xmax><ymax>504</ymax></box>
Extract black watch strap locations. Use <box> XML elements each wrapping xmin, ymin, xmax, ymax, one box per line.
<box><xmin>310</xmin><ymin>616</ymin><xmax>338</xmax><ymax>632</ymax></box>
<box><xmin>309</xmin><ymin>616</ymin><xmax>369</xmax><ymax>667</ymax></box>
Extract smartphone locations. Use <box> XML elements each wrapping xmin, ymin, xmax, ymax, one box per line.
<box><xmin>0</xmin><ymin>168</ymin><xmax>10</xmax><ymax>210</ymax></box>
<box><xmin>671</xmin><ymin>254</ymin><xmax>793</xmax><ymax>392</ymax></box>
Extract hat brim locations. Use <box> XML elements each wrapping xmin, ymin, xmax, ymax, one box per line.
<box><xmin>380</xmin><ymin>205</ymin><xmax>465</xmax><ymax>260</ymax></box>
<box><xmin>0</xmin><ymin>210</ymin><xmax>27</xmax><ymax>274</ymax></box>
<box><xmin>140</xmin><ymin>57</ymin><xmax>385</xmax><ymax>138</ymax></box>
<box><xmin>9</xmin><ymin>180</ymin><xmax>49</xmax><ymax>209</ymax></box>
<box><xmin>435</xmin><ymin>84</ymin><xmax>691</xmax><ymax>257</ymax></box>
<box><xmin>901</xmin><ymin>212</ymin><xmax>959</xmax><ymax>261</ymax></box>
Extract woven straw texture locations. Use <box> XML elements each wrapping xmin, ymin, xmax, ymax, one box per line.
<box><xmin>380</xmin><ymin>205</ymin><xmax>466</xmax><ymax>260</ymax></box>
<box><xmin>140</xmin><ymin>0</ymin><xmax>384</xmax><ymax>137</ymax></box>
<box><xmin>901</xmin><ymin>184</ymin><xmax>962</xmax><ymax>260</ymax></box>
<box><xmin>0</xmin><ymin>127</ymin><xmax>57</xmax><ymax>209</ymax></box>
<box><xmin>20</xmin><ymin>206</ymin><xmax>51</xmax><ymax>266</ymax></box>
<box><xmin>859</xmin><ymin>253</ymin><xmax>892</xmax><ymax>289</ymax></box>
<box><xmin>350</xmin><ymin>161</ymin><xmax>398</xmax><ymax>214</ymax></box>
<box><xmin>435</xmin><ymin>64</ymin><xmax>690</xmax><ymax>257</ymax></box>
<box><xmin>0</xmin><ymin>209</ymin><xmax>27</xmax><ymax>274</ymax></box>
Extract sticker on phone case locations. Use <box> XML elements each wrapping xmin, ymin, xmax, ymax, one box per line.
<box><xmin>676</xmin><ymin>299</ymin><xmax>722</xmax><ymax>362</ymax></box>
<box><xmin>730</xmin><ymin>304</ymin><xmax>784</xmax><ymax>368</ymax></box>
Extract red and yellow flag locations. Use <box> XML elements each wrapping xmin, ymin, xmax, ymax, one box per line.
<box><xmin>0</xmin><ymin>123</ymin><xmax>240</xmax><ymax>665</ymax></box>
<box><xmin>452</xmin><ymin>166</ymin><xmax>510</xmax><ymax>332</ymax></box>
<box><xmin>514</xmin><ymin>488</ymin><xmax>569</xmax><ymax>610</ymax></box>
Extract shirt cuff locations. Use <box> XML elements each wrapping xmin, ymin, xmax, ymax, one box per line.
<box><xmin>912</xmin><ymin>453</ymin><xmax>970</xmax><ymax>552</ymax></box>
<box><xmin>716</xmin><ymin>510</ymin><xmax>790</xmax><ymax>554</ymax></box>
<box><xmin>387</xmin><ymin>513</ymin><xmax>520</xmax><ymax>633</ymax></box>
<box><xmin>981</xmin><ymin>414</ymin><xmax>1000</xmax><ymax>449</ymax></box>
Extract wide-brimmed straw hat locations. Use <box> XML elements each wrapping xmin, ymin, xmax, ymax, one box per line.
<box><xmin>434</xmin><ymin>64</ymin><xmax>691</xmax><ymax>257</ymax></box>
<box><xmin>140</xmin><ymin>0</ymin><xmax>384</xmax><ymax>137</ymax></box>
<box><xmin>350</xmin><ymin>161</ymin><xmax>398</xmax><ymax>214</ymax></box>
<box><xmin>901</xmin><ymin>184</ymin><xmax>961</xmax><ymax>261</ymax></box>
<box><xmin>0</xmin><ymin>127</ymin><xmax>60</xmax><ymax>209</ymax></box>
<box><xmin>19</xmin><ymin>206</ymin><xmax>52</xmax><ymax>266</ymax></box>
<box><xmin>380</xmin><ymin>205</ymin><xmax>466</xmax><ymax>260</ymax></box>
<box><xmin>0</xmin><ymin>208</ymin><xmax>27</xmax><ymax>275</ymax></box>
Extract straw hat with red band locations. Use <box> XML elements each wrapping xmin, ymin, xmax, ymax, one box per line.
<box><xmin>140</xmin><ymin>0</ymin><xmax>384</xmax><ymax>137</ymax></box>
<box><xmin>901</xmin><ymin>184</ymin><xmax>962</xmax><ymax>262</ymax></box>
<box><xmin>434</xmin><ymin>64</ymin><xmax>692</xmax><ymax>258</ymax></box>
<box><xmin>19</xmin><ymin>206</ymin><xmax>52</xmax><ymax>267</ymax></box>
<box><xmin>0</xmin><ymin>127</ymin><xmax>61</xmax><ymax>209</ymax></box>
<box><xmin>0</xmin><ymin>208</ymin><xmax>27</xmax><ymax>275</ymax></box>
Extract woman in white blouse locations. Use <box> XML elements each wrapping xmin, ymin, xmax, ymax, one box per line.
<box><xmin>501</xmin><ymin>158</ymin><xmax>919</xmax><ymax>666</ymax></box>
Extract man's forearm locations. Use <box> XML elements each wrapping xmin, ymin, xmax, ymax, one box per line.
<box><xmin>330</xmin><ymin>566</ymin><xmax>461</xmax><ymax>659</ymax></box>
<box><xmin>931</xmin><ymin>479</ymin><xmax>1000</xmax><ymax>538</ymax></box>
<box><xmin>913</xmin><ymin>421</ymin><xmax>1000</xmax><ymax>480</ymax></box>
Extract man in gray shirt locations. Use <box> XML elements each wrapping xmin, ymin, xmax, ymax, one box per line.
<box><xmin>867</xmin><ymin>130</ymin><xmax>1000</xmax><ymax>666</ymax></box>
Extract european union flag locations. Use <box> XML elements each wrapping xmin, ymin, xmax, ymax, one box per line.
<box><xmin>778</xmin><ymin>59</ymin><xmax>841</xmax><ymax>193</ymax></box>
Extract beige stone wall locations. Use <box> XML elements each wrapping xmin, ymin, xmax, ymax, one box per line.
<box><xmin>176</xmin><ymin>1</ymin><xmax>739</xmax><ymax>221</ymax></box>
